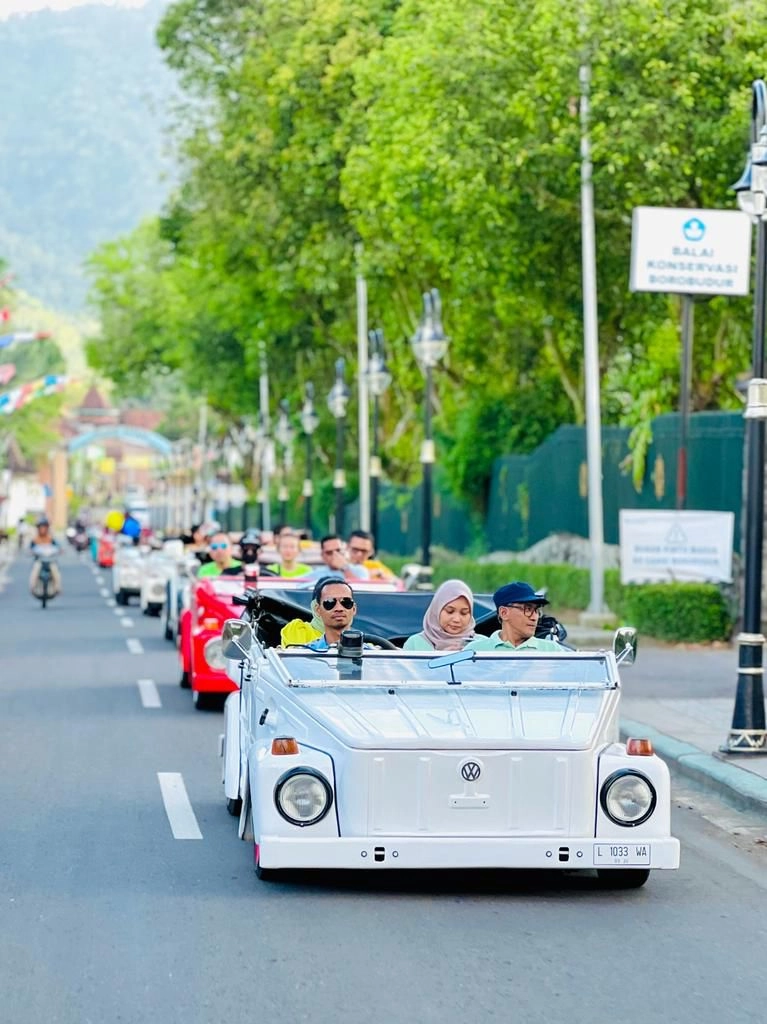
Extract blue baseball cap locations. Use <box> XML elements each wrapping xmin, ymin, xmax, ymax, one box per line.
<box><xmin>493</xmin><ymin>581</ymin><xmax>549</xmax><ymax>610</ymax></box>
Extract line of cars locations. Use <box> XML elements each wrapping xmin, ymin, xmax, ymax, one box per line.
<box><xmin>107</xmin><ymin>530</ymin><xmax>681</xmax><ymax>887</ymax></box>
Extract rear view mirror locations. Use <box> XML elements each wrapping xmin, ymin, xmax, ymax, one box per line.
<box><xmin>222</xmin><ymin>619</ymin><xmax>253</xmax><ymax>659</ymax></box>
<box><xmin>613</xmin><ymin>626</ymin><xmax>638</xmax><ymax>666</ymax></box>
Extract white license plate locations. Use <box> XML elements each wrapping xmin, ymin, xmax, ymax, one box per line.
<box><xmin>593</xmin><ymin>843</ymin><xmax>651</xmax><ymax>866</ymax></box>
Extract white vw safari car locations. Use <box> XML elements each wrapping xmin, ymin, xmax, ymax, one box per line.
<box><xmin>220</xmin><ymin>622</ymin><xmax>679</xmax><ymax>888</ymax></box>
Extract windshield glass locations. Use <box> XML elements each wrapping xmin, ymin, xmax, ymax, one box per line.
<box><xmin>277</xmin><ymin>652</ymin><xmax>613</xmax><ymax>688</ymax></box>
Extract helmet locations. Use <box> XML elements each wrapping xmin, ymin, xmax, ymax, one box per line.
<box><xmin>36</xmin><ymin>517</ymin><xmax>50</xmax><ymax>528</ymax></box>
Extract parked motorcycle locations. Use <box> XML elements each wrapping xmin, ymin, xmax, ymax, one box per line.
<box><xmin>30</xmin><ymin>543</ymin><xmax>61</xmax><ymax>608</ymax></box>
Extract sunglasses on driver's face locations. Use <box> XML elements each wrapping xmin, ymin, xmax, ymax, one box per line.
<box><xmin>321</xmin><ymin>596</ymin><xmax>354</xmax><ymax>610</ymax></box>
<box><xmin>210</xmin><ymin>542</ymin><xmax>229</xmax><ymax>550</ymax></box>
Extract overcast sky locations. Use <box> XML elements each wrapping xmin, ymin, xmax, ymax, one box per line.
<box><xmin>0</xmin><ymin>0</ymin><xmax>147</xmax><ymax>18</ymax></box>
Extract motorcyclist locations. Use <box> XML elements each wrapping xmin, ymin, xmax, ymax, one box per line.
<box><xmin>29</xmin><ymin>517</ymin><xmax>62</xmax><ymax>597</ymax></box>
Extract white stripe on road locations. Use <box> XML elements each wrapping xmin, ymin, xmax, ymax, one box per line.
<box><xmin>100</xmin><ymin>587</ymin><xmax>110</xmax><ymax>597</ymax></box>
<box><xmin>126</xmin><ymin>638</ymin><xmax>144</xmax><ymax>655</ymax></box>
<box><xmin>106</xmin><ymin>599</ymin><xmax>116</xmax><ymax>608</ymax></box>
<box><xmin>157</xmin><ymin>773</ymin><xmax>203</xmax><ymax>840</ymax></box>
<box><xmin>137</xmin><ymin>678</ymin><xmax>161</xmax><ymax>708</ymax></box>
<box><xmin>121</xmin><ymin>618</ymin><xmax>134</xmax><ymax>628</ymax></box>
<box><xmin>114</xmin><ymin>607</ymin><xmax>125</xmax><ymax>616</ymax></box>
<box><xmin>95</xmin><ymin>575</ymin><xmax>103</xmax><ymax>584</ymax></box>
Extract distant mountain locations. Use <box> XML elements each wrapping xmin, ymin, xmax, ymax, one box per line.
<box><xmin>0</xmin><ymin>0</ymin><xmax>175</xmax><ymax>311</ymax></box>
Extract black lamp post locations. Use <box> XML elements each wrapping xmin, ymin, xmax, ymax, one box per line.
<box><xmin>411</xmin><ymin>288</ymin><xmax>449</xmax><ymax>568</ymax></box>
<box><xmin>300</xmin><ymin>382</ymin><xmax>320</xmax><ymax>535</ymax></box>
<box><xmin>274</xmin><ymin>399</ymin><xmax>294</xmax><ymax>526</ymax></box>
<box><xmin>367</xmin><ymin>328</ymin><xmax>392</xmax><ymax>546</ymax></box>
<box><xmin>725</xmin><ymin>78</ymin><xmax>767</xmax><ymax>753</ymax></box>
<box><xmin>327</xmin><ymin>358</ymin><xmax>350</xmax><ymax>534</ymax></box>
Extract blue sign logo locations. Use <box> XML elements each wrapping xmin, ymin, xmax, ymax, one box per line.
<box><xmin>683</xmin><ymin>217</ymin><xmax>706</xmax><ymax>242</ymax></box>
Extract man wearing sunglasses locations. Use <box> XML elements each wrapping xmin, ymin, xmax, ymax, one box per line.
<box><xmin>467</xmin><ymin>581</ymin><xmax>563</xmax><ymax>652</ymax></box>
<box><xmin>313</xmin><ymin>534</ymin><xmax>368</xmax><ymax>580</ymax></box>
<box><xmin>197</xmin><ymin>532</ymin><xmax>242</xmax><ymax>577</ymax></box>
<box><xmin>305</xmin><ymin>576</ymin><xmax>358</xmax><ymax>651</ymax></box>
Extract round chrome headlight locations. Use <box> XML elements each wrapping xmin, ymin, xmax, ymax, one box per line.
<box><xmin>601</xmin><ymin>770</ymin><xmax>656</xmax><ymax>827</ymax></box>
<box><xmin>275</xmin><ymin>768</ymin><xmax>333</xmax><ymax>827</ymax></box>
<box><xmin>203</xmin><ymin>637</ymin><xmax>227</xmax><ymax>670</ymax></box>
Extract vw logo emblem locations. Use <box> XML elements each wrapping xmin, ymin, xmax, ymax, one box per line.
<box><xmin>460</xmin><ymin>761</ymin><xmax>481</xmax><ymax>782</ymax></box>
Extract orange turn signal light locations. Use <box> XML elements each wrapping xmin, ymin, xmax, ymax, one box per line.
<box><xmin>201</xmin><ymin>617</ymin><xmax>220</xmax><ymax>631</ymax></box>
<box><xmin>271</xmin><ymin>737</ymin><xmax>300</xmax><ymax>756</ymax></box>
<box><xmin>626</xmin><ymin>737</ymin><xmax>654</xmax><ymax>756</ymax></box>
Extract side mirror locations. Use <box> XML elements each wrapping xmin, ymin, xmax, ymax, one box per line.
<box><xmin>222</xmin><ymin>618</ymin><xmax>253</xmax><ymax>659</ymax></box>
<box><xmin>613</xmin><ymin>626</ymin><xmax>638</xmax><ymax>666</ymax></box>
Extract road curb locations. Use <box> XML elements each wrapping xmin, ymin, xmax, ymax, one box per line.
<box><xmin>621</xmin><ymin>717</ymin><xmax>767</xmax><ymax>817</ymax></box>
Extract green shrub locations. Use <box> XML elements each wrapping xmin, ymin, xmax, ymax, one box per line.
<box><xmin>616</xmin><ymin>583</ymin><xmax>732</xmax><ymax>644</ymax></box>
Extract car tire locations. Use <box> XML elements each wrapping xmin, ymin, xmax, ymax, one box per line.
<box><xmin>148</xmin><ymin>603</ymin><xmax>162</xmax><ymax>618</ymax></box>
<box><xmin>180</xmin><ymin>669</ymin><xmax>190</xmax><ymax>689</ymax></box>
<box><xmin>226</xmin><ymin>797</ymin><xmax>242</xmax><ymax>817</ymax></box>
<box><xmin>192</xmin><ymin>690</ymin><xmax>216</xmax><ymax>711</ymax></box>
<box><xmin>595</xmin><ymin>868</ymin><xmax>650</xmax><ymax>889</ymax></box>
<box><xmin>116</xmin><ymin>589</ymin><xmax>127</xmax><ymax>606</ymax></box>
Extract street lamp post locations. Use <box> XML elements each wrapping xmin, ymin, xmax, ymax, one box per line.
<box><xmin>367</xmin><ymin>328</ymin><xmax>392</xmax><ymax>545</ymax></box>
<box><xmin>725</xmin><ymin>79</ymin><xmax>767</xmax><ymax>753</ymax></box>
<box><xmin>411</xmin><ymin>289</ymin><xmax>449</xmax><ymax>568</ymax></box>
<box><xmin>327</xmin><ymin>358</ymin><xmax>350</xmax><ymax>535</ymax></box>
<box><xmin>275</xmin><ymin>399</ymin><xmax>295</xmax><ymax>525</ymax></box>
<box><xmin>300</xmin><ymin>382</ymin><xmax>320</xmax><ymax>535</ymax></box>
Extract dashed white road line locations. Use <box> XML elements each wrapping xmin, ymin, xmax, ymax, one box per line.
<box><xmin>114</xmin><ymin>607</ymin><xmax>125</xmax><ymax>617</ymax></box>
<box><xmin>137</xmin><ymin>678</ymin><xmax>161</xmax><ymax>708</ymax></box>
<box><xmin>100</xmin><ymin>588</ymin><xmax>110</xmax><ymax>598</ymax></box>
<box><xmin>106</xmin><ymin>599</ymin><xmax>116</xmax><ymax>608</ymax></box>
<box><xmin>157</xmin><ymin>773</ymin><xmax>203</xmax><ymax>840</ymax></box>
<box><xmin>95</xmin><ymin>575</ymin><xmax>103</xmax><ymax>584</ymax></box>
<box><xmin>121</xmin><ymin>618</ymin><xmax>134</xmax><ymax>628</ymax></box>
<box><xmin>126</xmin><ymin>638</ymin><xmax>144</xmax><ymax>655</ymax></box>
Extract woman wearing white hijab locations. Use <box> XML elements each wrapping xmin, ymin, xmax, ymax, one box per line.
<box><xmin>403</xmin><ymin>579</ymin><xmax>476</xmax><ymax>651</ymax></box>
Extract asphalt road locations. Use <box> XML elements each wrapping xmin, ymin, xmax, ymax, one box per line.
<box><xmin>1</xmin><ymin>550</ymin><xmax>766</xmax><ymax>1024</ymax></box>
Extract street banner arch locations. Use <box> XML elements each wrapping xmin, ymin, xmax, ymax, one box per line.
<box><xmin>68</xmin><ymin>426</ymin><xmax>173</xmax><ymax>457</ymax></box>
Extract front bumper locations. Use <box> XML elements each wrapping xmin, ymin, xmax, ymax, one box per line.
<box><xmin>257</xmin><ymin>836</ymin><xmax>680</xmax><ymax>871</ymax></box>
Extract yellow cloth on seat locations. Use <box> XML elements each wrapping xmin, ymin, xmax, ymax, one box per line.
<box><xmin>280</xmin><ymin>619</ymin><xmax>323</xmax><ymax>647</ymax></box>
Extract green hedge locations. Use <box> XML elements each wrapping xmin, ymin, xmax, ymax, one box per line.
<box><xmin>381</xmin><ymin>553</ymin><xmax>733</xmax><ymax>643</ymax></box>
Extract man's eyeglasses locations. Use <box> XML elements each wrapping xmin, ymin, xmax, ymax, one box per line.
<box><xmin>321</xmin><ymin>596</ymin><xmax>355</xmax><ymax>610</ymax></box>
<box><xmin>508</xmin><ymin>602</ymin><xmax>543</xmax><ymax>617</ymax></box>
<box><xmin>210</xmin><ymin>542</ymin><xmax>229</xmax><ymax>550</ymax></box>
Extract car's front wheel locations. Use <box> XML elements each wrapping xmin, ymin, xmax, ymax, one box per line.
<box><xmin>596</xmin><ymin>868</ymin><xmax>650</xmax><ymax>889</ymax></box>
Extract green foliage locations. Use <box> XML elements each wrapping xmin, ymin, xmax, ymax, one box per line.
<box><xmin>611</xmin><ymin>582</ymin><xmax>732</xmax><ymax>644</ymax></box>
<box><xmin>82</xmin><ymin>0</ymin><xmax>763</xmax><ymax>514</ymax></box>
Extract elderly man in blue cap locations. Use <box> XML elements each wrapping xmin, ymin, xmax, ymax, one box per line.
<box><xmin>467</xmin><ymin>581</ymin><xmax>563</xmax><ymax>652</ymax></box>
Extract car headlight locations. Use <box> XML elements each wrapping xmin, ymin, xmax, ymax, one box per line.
<box><xmin>274</xmin><ymin>768</ymin><xmax>333</xmax><ymax>827</ymax></box>
<box><xmin>203</xmin><ymin>637</ymin><xmax>227</xmax><ymax>671</ymax></box>
<box><xmin>600</xmin><ymin>769</ymin><xmax>656</xmax><ymax>827</ymax></box>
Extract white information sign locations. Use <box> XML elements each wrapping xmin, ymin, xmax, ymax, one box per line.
<box><xmin>630</xmin><ymin>207</ymin><xmax>751</xmax><ymax>296</ymax></box>
<box><xmin>619</xmin><ymin>510</ymin><xmax>734</xmax><ymax>585</ymax></box>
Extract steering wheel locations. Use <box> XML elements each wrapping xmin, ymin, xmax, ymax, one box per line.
<box><xmin>360</xmin><ymin>633</ymin><xmax>398</xmax><ymax>650</ymax></box>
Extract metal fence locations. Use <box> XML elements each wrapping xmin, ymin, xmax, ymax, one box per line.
<box><xmin>210</xmin><ymin>411</ymin><xmax>745</xmax><ymax>556</ymax></box>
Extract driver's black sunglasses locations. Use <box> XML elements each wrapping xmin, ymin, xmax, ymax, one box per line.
<box><xmin>322</xmin><ymin>597</ymin><xmax>355</xmax><ymax>610</ymax></box>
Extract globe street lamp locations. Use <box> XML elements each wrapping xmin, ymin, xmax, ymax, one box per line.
<box><xmin>300</xmin><ymin>382</ymin><xmax>320</xmax><ymax>535</ymax></box>
<box><xmin>327</xmin><ymin>358</ymin><xmax>350</xmax><ymax>535</ymax></box>
<box><xmin>724</xmin><ymin>79</ymin><xmax>767</xmax><ymax>753</ymax></box>
<box><xmin>367</xmin><ymin>328</ymin><xmax>392</xmax><ymax>546</ymax></box>
<box><xmin>274</xmin><ymin>399</ymin><xmax>295</xmax><ymax>526</ymax></box>
<box><xmin>411</xmin><ymin>288</ymin><xmax>449</xmax><ymax>568</ymax></box>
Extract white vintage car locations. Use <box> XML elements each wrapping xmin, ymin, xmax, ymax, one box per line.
<box><xmin>220</xmin><ymin>623</ymin><xmax>679</xmax><ymax>887</ymax></box>
<box><xmin>139</xmin><ymin>539</ymin><xmax>185</xmax><ymax>618</ymax></box>
<box><xmin>112</xmin><ymin>543</ymin><xmax>145</xmax><ymax>606</ymax></box>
